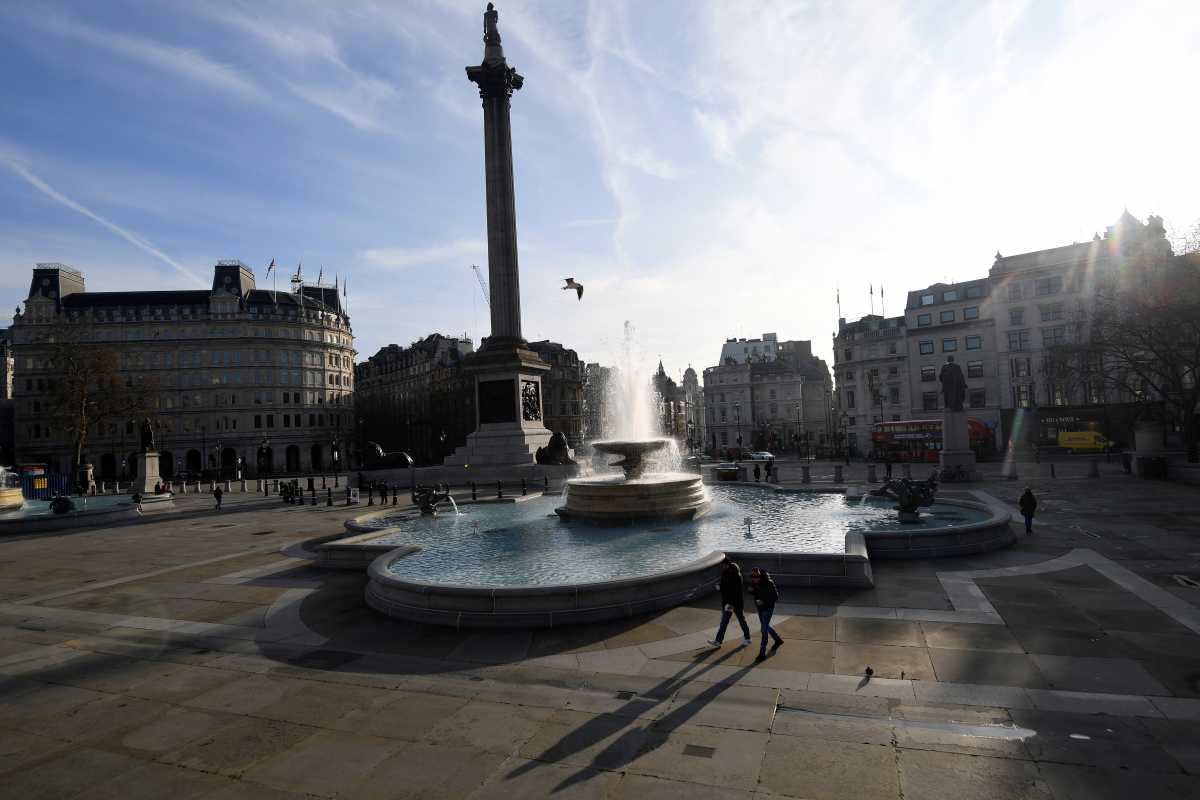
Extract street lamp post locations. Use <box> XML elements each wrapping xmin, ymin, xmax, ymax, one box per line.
<box><xmin>200</xmin><ymin>424</ymin><xmax>207</xmax><ymax>479</ymax></box>
<box><xmin>841</xmin><ymin>412</ymin><xmax>851</xmax><ymax>465</ymax></box>
<box><xmin>734</xmin><ymin>403</ymin><xmax>742</xmax><ymax>459</ymax></box>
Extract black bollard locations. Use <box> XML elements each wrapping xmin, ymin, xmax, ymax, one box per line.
<box><xmin>345</xmin><ymin>486</ymin><xmax>351</xmax><ymax>506</ymax></box>
<box><xmin>522</xmin><ymin>478</ymin><xmax>527</xmax><ymax>496</ymax></box>
<box><xmin>327</xmin><ymin>487</ymin><xmax>333</xmax><ymax>507</ymax></box>
<box><xmin>368</xmin><ymin>481</ymin><xmax>374</xmax><ymax>506</ymax></box>
<box><xmin>310</xmin><ymin>487</ymin><xmax>316</xmax><ymax>506</ymax></box>
<box><xmin>380</xmin><ymin>484</ymin><xmax>387</xmax><ymax>505</ymax></box>
<box><xmin>544</xmin><ymin>475</ymin><xmax>549</xmax><ymax>492</ymax></box>
<box><xmin>322</xmin><ymin>475</ymin><xmax>327</xmax><ymax>489</ymax></box>
<box><xmin>471</xmin><ymin>481</ymin><xmax>477</xmax><ymax>501</ymax></box>
<box><xmin>497</xmin><ymin>480</ymin><xmax>503</xmax><ymax>499</ymax></box>
<box><xmin>1050</xmin><ymin>463</ymin><xmax>1056</xmax><ymax>479</ymax></box>
<box><xmin>392</xmin><ymin>485</ymin><xmax>398</xmax><ymax>506</ymax></box>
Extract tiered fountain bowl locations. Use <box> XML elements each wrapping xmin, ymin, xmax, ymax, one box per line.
<box><xmin>556</xmin><ymin>438</ymin><xmax>710</xmax><ymax>524</ymax></box>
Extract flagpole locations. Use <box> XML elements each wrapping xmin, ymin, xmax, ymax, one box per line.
<box><xmin>881</xmin><ymin>286</ymin><xmax>886</xmax><ymax>318</ymax></box>
<box><xmin>869</xmin><ymin>283</ymin><xmax>875</xmax><ymax>316</ymax></box>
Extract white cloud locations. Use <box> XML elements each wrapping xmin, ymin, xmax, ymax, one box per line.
<box><xmin>0</xmin><ymin>156</ymin><xmax>205</xmax><ymax>286</ymax></box>
<box><xmin>359</xmin><ymin>239</ymin><xmax>487</xmax><ymax>269</ymax></box>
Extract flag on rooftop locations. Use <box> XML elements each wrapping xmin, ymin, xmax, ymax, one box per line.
<box><xmin>266</xmin><ymin>258</ymin><xmax>275</xmax><ymax>275</ymax></box>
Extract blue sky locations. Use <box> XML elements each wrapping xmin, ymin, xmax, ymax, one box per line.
<box><xmin>2</xmin><ymin>0</ymin><xmax>1198</xmax><ymax>376</ymax></box>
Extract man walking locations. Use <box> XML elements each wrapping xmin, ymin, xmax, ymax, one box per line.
<box><xmin>1019</xmin><ymin>487</ymin><xmax>1037</xmax><ymax>535</ymax></box>
<box><xmin>707</xmin><ymin>558</ymin><xmax>752</xmax><ymax>648</ymax></box>
<box><xmin>213</xmin><ymin>485</ymin><xmax>224</xmax><ymax>511</ymax></box>
<box><xmin>749</xmin><ymin>568</ymin><xmax>784</xmax><ymax>663</ymax></box>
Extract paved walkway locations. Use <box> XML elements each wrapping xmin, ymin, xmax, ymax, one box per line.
<box><xmin>1</xmin><ymin>474</ymin><xmax>1198</xmax><ymax>798</ymax></box>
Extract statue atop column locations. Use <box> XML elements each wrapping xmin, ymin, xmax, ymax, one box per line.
<box><xmin>484</xmin><ymin>2</ymin><xmax>501</xmax><ymax>45</ymax></box>
<box><xmin>939</xmin><ymin>356</ymin><xmax>966</xmax><ymax>412</ymax></box>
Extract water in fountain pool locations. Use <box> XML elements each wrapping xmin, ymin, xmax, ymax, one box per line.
<box><xmin>367</xmin><ymin>485</ymin><xmax>989</xmax><ymax>587</ymax></box>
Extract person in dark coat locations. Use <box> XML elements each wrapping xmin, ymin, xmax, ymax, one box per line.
<box><xmin>748</xmin><ymin>567</ymin><xmax>785</xmax><ymax>662</ymax></box>
<box><xmin>1019</xmin><ymin>488</ymin><xmax>1037</xmax><ymax>535</ymax></box>
<box><xmin>707</xmin><ymin>559</ymin><xmax>752</xmax><ymax>648</ymax></box>
<box><xmin>213</xmin><ymin>485</ymin><xmax>224</xmax><ymax>511</ymax></box>
<box><xmin>754</xmin><ymin>463</ymin><xmax>761</xmax><ymax>482</ymax></box>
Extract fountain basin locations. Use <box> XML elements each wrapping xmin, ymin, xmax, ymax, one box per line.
<box><xmin>556</xmin><ymin>472</ymin><xmax>709</xmax><ymax>524</ymax></box>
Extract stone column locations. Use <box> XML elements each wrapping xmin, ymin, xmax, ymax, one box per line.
<box><xmin>468</xmin><ymin>22</ymin><xmax>525</xmax><ymax>348</ymax></box>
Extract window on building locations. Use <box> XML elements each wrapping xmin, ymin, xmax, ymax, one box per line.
<box><xmin>917</xmin><ymin>313</ymin><xmax>931</xmax><ymax>327</ymax></box>
<box><xmin>719</xmin><ymin>431</ymin><xmax>728</xmax><ymax>445</ymax></box>
<box><xmin>1048</xmin><ymin>383</ymin><xmax>1067</xmax><ymax>406</ymax></box>
<box><xmin>888</xmin><ymin>365</ymin><xmax>898</xmax><ymax>375</ymax></box>
<box><xmin>967</xmin><ymin>360</ymin><xmax>984</xmax><ymax>378</ymax></box>
<box><xmin>254</xmin><ymin>415</ymin><xmax>262</xmax><ymax>428</ymax></box>
<box><xmin>965</xmin><ymin>335</ymin><xmax>982</xmax><ymax>350</ymax></box>
<box><xmin>283</xmin><ymin>415</ymin><xmax>290</xmax><ymax>428</ymax></box>
<box><xmin>943</xmin><ymin>289</ymin><xmax>959</xmax><ymax>302</ymax></box>
<box><xmin>843</xmin><ymin>349</ymin><xmax>853</xmax><ymax>361</ymax></box>
<box><xmin>1008</xmin><ymin>330</ymin><xmax>1031</xmax><ymax>351</ymax></box>
<box><xmin>1039</xmin><ymin>302</ymin><xmax>1064</xmax><ymax>321</ymax></box>
<box><xmin>266</xmin><ymin>414</ymin><xmax>274</xmax><ymax>428</ymax></box>
<box><xmin>942</xmin><ymin>338</ymin><xmax>957</xmax><ymax>352</ymax></box>
<box><xmin>888</xmin><ymin>342</ymin><xmax>897</xmax><ymax>354</ymax></box>
<box><xmin>888</xmin><ymin>387</ymin><xmax>900</xmax><ymax>405</ymax></box>
<box><xmin>1015</xmin><ymin>384</ymin><xmax>1033</xmax><ymax>408</ymax></box>
<box><xmin>1009</xmin><ymin>308</ymin><xmax>1025</xmax><ymax>326</ymax></box>
<box><xmin>965</xmin><ymin>285</ymin><xmax>983</xmax><ymax>299</ymax></box>
<box><xmin>969</xmin><ymin>388</ymin><xmax>986</xmax><ymax>408</ymax></box>
<box><xmin>1041</xmin><ymin>326</ymin><xmax>1067</xmax><ymax>347</ymax></box>
<box><xmin>921</xmin><ymin>366</ymin><xmax>936</xmax><ymax>382</ymax></box>
<box><xmin>846</xmin><ymin>390</ymin><xmax>856</xmax><ymax>409</ymax></box>
<box><xmin>294</xmin><ymin>414</ymin><xmax>300</xmax><ymax>427</ymax></box>
<box><xmin>963</xmin><ymin>306</ymin><xmax>979</xmax><ymax>320</ymax></box>
<box><xmin>1011</xmin><ymin>357</ymin><xmax>1032</xmax><ymax>377</ymax></box>
<box><xmin>919</xmin><ymin>340</ymin><xmax>934</xmax><ymax>355</ymax></box>
<box><xmin>940</xmin><ymin>310</ymin><xmax>955</xmax><ymax>323</ymax></box>
<box><xmin>1035</xmin><ymin>276</ymin><xmax>1063</xmax><ymax>296</ymax></box>
<box><xmin>922</xmin><ymin>392</ymin><xmax>939</xmax><ymax>411</ymax></box>
<box><xmin>1009</xmin><ymin>284</ymin><xmax>1023</xmax><ymax>301</ymax></box>
<box><xmin>920</xmin><ymin>294</ymin><xmax>935</xmax><ymax>306</ymax></box>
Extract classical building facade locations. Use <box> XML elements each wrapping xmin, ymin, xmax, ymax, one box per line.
<box><xmin>832</xmin><ymin>316</ymin><xmax>908</xmax><ymax>457</ymax></box>
<box><xmin>704</xmin><ymin>339</ymin><xmax>833</xmax><ymax>457</ymax></box>
<box><xmin>527</xmin><ymin>340</ymin><xmax>585</xmax><ymax>448</ymax></box>
<box><xmin>0</xmin><ymin>328</ymin><xmax>13</xmax><ymax>465</ymax></box>
<box><xmin>354</xmin><ymin>334</ymin><xmax>475</xmax><ymax>465</ymax></box>
<box><xmin>11</xmin><ymin>262</ymin><xmax>355</xmax><ymax>480</ymax></box>
<box><xmin>582</xmin><ymin>362</ymin><xmax>612</xmax><ymax>441</ymax></box>
<box><xmin>719</xmin><ymin>333</ymin><xmax>780</xmax><ymax>365</ymax></box>
<box><xmin>903</xmin><ymin>278</ymin><xmax>1002</xmax><ymax>439</ymax></box>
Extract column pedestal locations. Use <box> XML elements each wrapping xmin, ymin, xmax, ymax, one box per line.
<box><xmin>940</xmin><ymin>409</ymin><xmax>978</xmax><ymax>479</ymax></box>
<box><xmin>134</xmin><ymin>452</ymin><xmax>162</xmax><ymax>494</ymax></box>
<box><xmin>444</xmin><ymin>343</ymin><xmax>551</xmax><ymax>467</ymax></box>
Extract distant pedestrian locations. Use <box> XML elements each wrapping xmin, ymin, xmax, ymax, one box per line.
<box><xmin>748</xmin><ymin>568</ymin><xmax>784</xmax><ymax>663</ymax></box>
<box><xmin>754</xmin><ymin>463</ymin><xmax>761</xmax><ymax>482</ymax></box>
<box><xmin>885</xmin><ymin>456</ymin><xmax>893</xmax><ymax>480</ymax></box>
<box><xmin>1019</xmin><ymin>487</ymin><xmax>1037</xmax><ymax>535</ymax></box>
<box><xmin>213</xmin><ymin>485</ymin><xmax>224</xmax><ymax>511</ymax></box>
<box><xmin>132</xmin><ymin>491</ymin><xmax>144</xmax><ymax>515</ymax></box>
<box><xmin>764</xmin><ymin>461</ymin><xmax>772</xmax><ymax>483</ymax></box>
<box><xmin>707</xmin><ymin>558</ymin><xmax>752</xmax><ymax>648</ymax></box>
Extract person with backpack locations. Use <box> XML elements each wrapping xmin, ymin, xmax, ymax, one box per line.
<box><xmin>748</xmin><ymin>567</ymin><xmax>785</xmax><ymax>663</ymax></box>
<box><xmin>1019</xmin><ymin>487</ymin><xmax>1037</xmax><ymax>535</ymax></box>
<box><xmin>213</xmin><ymin>485</ymin><xmax>224</xmax><ymax>511</ymax></box>
<box><xmin>707</xmin><ymin>558</ymin><xmax>752</xmax><ymax>648</ymax></box>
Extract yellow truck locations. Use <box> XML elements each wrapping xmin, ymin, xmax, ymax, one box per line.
<box><xmin>1057</xmin><ymin>431</ymin><xmax>1109</xmax><ymax>453</ymax></box>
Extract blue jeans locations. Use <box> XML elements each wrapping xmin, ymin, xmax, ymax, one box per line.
<box><xmin>1023</xmin><ymin>514</ymin><xmax>1033</xmax><ymax>533</ymax></box>
<box><xmin>715</xmin><ymin>607</ymin><xmax>750</xmax><ymax>643</ymax></box>
<box><xmin>757</xmin><ymin>606</ymin><xmax>782</xmax><ymax>654</ymax></box>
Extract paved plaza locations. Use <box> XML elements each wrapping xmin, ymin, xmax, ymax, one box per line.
<box><xmin>1</xmin><ymin>467</ymin><xmax>1198</xmax><ymax>799</ymax></box>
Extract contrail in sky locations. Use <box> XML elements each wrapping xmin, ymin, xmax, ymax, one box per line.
<box><xmin>1</xmin><ymin>156</ymin><xmax>205</xmax><ymax>286</ymax></box>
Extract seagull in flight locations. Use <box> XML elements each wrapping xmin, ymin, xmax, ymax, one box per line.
<box><xmin>562</xmin><ymin>278</ymin><xmax>584</xmax><ymax>300</ymax></box>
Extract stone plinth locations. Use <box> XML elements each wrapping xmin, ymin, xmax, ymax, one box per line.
<box><xmin>939</xmin><ymin>409</ymin><xmax>977</xmax><ymax>478</ymax></box>
<box><xmin>133</xmin><ymin>451</ymin><xmax>161</xmax><ymax>495</ymax></box>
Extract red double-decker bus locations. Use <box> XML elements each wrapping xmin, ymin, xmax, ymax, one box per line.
<box><xmin>870</xmin><ymin>418</ymin><xmax>995</xmax><ymax>462</ymax></box>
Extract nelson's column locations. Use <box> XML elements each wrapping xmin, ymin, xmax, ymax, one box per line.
<box><xmin>444</xmin><ymin>3</ymin><xmax>552</xmax><ymax>467</ymax></box>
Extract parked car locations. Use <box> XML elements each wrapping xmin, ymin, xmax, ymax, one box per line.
<box><xmin>715</xmin><ymin>462</ymin><xmax>741</xmax><ymax>481</ymax></box>
<box><xmin>748</xmin><ymin>451</ymin><xmax>775</xmax><ymax>461</ymax></box>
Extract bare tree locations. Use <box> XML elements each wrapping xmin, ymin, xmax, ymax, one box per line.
<box><xmin>1047</xmin><ymin>252</ymin><xmax>1200</xmax><ymax>461</ymax></box>
<box><xmin>43</xmin><ymin>323</ymin><xmax>157</xmax><ymax>486</ymax></box>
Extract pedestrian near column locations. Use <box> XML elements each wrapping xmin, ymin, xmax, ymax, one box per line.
<box><xmin>213</xmin><ymin>485</ymin><xmax>224</xmax><ymax>511</ymax></box>
<box><xmin>748</xmin><ymin>567</ymin><xmax>784</xmax><ymax>663</ymax></box>
<box><xmin>885</xmin><ymin>455</ymin><xmax>893</xmax><ymax>480</ymax></box>
<box><xmin>1019</xmin><ymin>487</ymin><xmax>1037</xmax><ymax>535</ymax></box>
<box><xmin>707</xmin><ymin>558</ymin><xmax>752</xmax><ymax>648</ymax></box>
<box><xmin>754</xmin><ymin>463</ymin><xmax>761</xmax><ymax>482</ymax></box>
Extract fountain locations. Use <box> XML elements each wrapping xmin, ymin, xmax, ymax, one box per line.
<box><xmin>556</xmin><ymin>438</ymin><xmax>710</xmax><ymax>523</ymax></box>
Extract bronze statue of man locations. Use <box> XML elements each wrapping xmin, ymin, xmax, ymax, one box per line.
<box><xmin>484</xmin><ymin>2</ymin><xmax>501</xmax><ymax>45</ymax></box>
<box><xmin>139</xmin><ymin>417</ymin><xmax>156</xmax><ymax>452</ymax></box>
<box><xmin>938</xmin><ymin>357</ymin><xmax>967</xmax><ymax>412</ymax></box>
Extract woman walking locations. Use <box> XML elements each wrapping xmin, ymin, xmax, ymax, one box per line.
<box><xmin>708</xmin><ymin>558</ymin><xmax>752</xmax><ymax>648</ymax></box>
<box><xmin>749</xmin><ymin>568</ymin><xmax>785</xmax><ymax>663</ymax></box>
<box><xmin>1019</xmin><ymin>488</ymin><xmax>1037</xmax><ymax>535</ymax></box>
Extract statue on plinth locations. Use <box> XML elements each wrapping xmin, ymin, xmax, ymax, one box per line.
<box><xmin>139</xmin><ymin>417</ymin><xmax>156</xmax><ymax>452</ymax></box>
<box><xmin>939</xmin><ymin>357</ymin><xmax>966</xmax><ymax>412</ymax></box>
